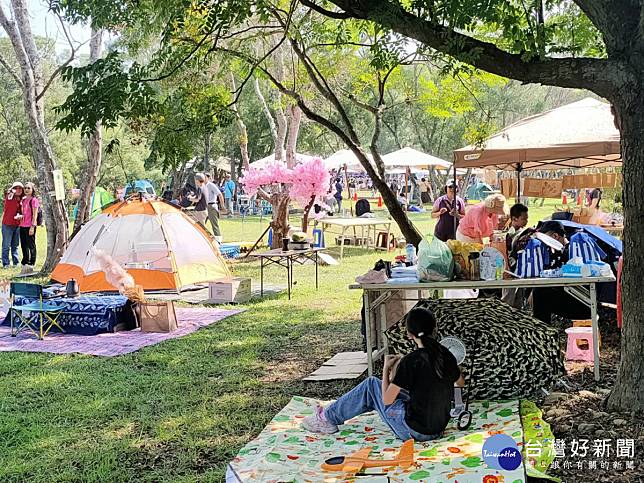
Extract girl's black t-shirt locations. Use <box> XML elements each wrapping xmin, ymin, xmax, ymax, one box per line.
<box><xmin>392</xmin><ymin>346</ymin><xmax>460</xmax><ymax>435</ymax></box>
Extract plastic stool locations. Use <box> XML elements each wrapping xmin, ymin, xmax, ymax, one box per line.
<box><xmin>312</xmin><ymin>228</ymin><xmax>324</xmax><ymax>248</ymax></box>
<box><xmin>565</xmin><ymin>327</ymin><xmax>596</xmax><ymax>362</ymax></box>
<box><xmin>572</xmin><ymin>320</ymin><xmax>600</xmax><ymax>348</ymax></box>
<box><xmin>267</xmin><ymin>228</ymin><xmax>273</xmax><ymax>247</ymax></box>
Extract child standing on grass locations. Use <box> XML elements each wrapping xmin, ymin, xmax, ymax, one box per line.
<box><xmin>302</xmin><ymin>307</ymin><xmax>463</xmax><ymax>441</ymax></box>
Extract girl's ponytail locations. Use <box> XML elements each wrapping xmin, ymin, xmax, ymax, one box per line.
<box><xmin>406</xmin><ymin>307</ymin><xmax>446</xmax><ymax>378</ymax></box>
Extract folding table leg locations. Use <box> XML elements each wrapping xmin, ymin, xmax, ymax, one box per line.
<box><xmin>590</xmin><ymin>283</ymin><xmax>600</xmax><ymax>381</ymax></box>
<box><xmin>315</xmin><ymin>252</ymin><xmax>319</xmax><ymax>290</ymax></box>
<box><xmin>260</xmin><ymin>257</ymin><xmax>264</xmax><ymax>296</ymax></box>
<box><xmin>363</xmin><ymin>290</ymin><xmax>374</xmax><ymax>376</ymax></box>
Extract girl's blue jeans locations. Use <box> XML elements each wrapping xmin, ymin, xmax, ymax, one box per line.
<box><xmin>324</xmin><ymin>376</ymin><xmax>442</xmax><ymax>442</ymax></box>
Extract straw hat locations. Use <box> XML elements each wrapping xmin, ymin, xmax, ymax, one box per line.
<box><xmin>483</xmin><ymin>194</ymin><xmax>508</xmax><ymax>216</ymax></box>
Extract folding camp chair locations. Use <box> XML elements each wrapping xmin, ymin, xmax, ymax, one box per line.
<box><xmin>10</xmin><ymin>282</ymin><xmax>64</xmax><ymax>340</ymax></box>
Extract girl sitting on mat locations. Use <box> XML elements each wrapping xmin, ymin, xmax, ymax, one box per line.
<box><xmin>302</xmin><ymin>307</ymin><xmax>463</xmax><ymax>441</ymax></box>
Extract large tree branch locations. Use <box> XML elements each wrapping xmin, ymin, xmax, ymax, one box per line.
<box><xmin>321</xmin><ymin>0</ymin><xmax>618</xmax><ymax>97</ymax></box>
<box><xmin>11</xmin><ymin>0</ymin><xmax>42</xmax><ymax>89</ymax></box>
<box><xmin>0</xmin><ymin>53</ymin><xmax>22</xmax><ymax>87</ymax></box>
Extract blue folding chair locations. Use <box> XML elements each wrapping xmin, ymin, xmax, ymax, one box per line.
<box><xmin>10</xmin><ymin>283</ymin><xmax>64</xmax><ymax>340</ymax></box>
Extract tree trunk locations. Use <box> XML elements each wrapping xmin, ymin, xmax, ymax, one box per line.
<box><xmin>301</xmin><ymin>195</ymin><xmax>316</xmax><ymax>232</ymax></box>
<box><xmin>203</xmin><ymin>132</ymin><xmax>211</xmax><ymax>170</ymax></box>
<box><xmin>273</xmin><ymin>46</ymin><xmax>288</xmax><ymax>162</ymax></box>
<box><xmin>607</xmin><ymin>92</ymin><xmax>644</xmax><ymax>412</ymax></box>
<box><xmin>285</xmin><ymin>104</ymin><xmax>302</xmax><ymax>168</ymax></box>
<box><xmin>0</xmin><ymin>0</ymin><xmax>69</xmax><ymax>273</ymax></box>
<box><xmin>73</xmin><ymin>28</ymin><xmax>103</xmax><ymax>232</ymax></box>
<box><xmin>231</xmin><ymin>74</ymin><xmax>250</xmax><ymax>170</ymax></box>
<box><xmin>270</xmin><ymin>194</ymin><xmax>290</xmax><ymax>248</ymax></box>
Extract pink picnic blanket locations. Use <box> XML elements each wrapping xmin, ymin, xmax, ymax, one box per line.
<box><xmin>0</xmin><ymin>307</ymin><xmax>242</xmax><ymax>356</ymax></box>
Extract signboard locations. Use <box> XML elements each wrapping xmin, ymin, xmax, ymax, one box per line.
<box><xmin>53</xmin><ymin>169</ymin><xmax>65</xmax><ymax>201</ymax></box>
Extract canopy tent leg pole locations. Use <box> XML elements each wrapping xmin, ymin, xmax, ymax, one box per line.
<box><xmin>344</xmin><ymin>164</ymin><xmax>353</xmax><ymax>217</ymax></box>
<box><xmin>516</xmin><ymin>163</ymin><xmax>523</xmax><ymax>204</ymax></box>
<box><xmin>453</xmin><ymin>163</ymin><xmax>458</xmax><ymax>240</ymax></box>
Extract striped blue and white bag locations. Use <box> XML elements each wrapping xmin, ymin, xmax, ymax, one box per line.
<box><xmin>569</xmin><ymin>232</ymin><xmax>607</xmax><ymax>263</ymax></box>
<box><xmin>516</xmin><ymin>238</ymin><xmax>550</xmax><ymax>278</ymax></box>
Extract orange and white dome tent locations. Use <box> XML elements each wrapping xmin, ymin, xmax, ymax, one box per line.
<box><xmin>52</xmin><ymin>198</ymin><xmax>231</xmax><ymax>292</ymax></box>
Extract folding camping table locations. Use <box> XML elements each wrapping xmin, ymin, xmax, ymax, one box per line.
<box><xmin>350</xmin><ymin>275</ymin><xmax>615</xmax><ymax>381</ymax></box>
<box><xmin>319</xmin><ymin>218</ymin><xmax>392</xmax><ymax>260</ymax></box>
<box><xmin>252</xmin><ymin>248</ymin><xmax>326</xmax><ymax>300</ymax></box>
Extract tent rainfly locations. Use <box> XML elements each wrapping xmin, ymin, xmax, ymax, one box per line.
<box><xmin>453</xmin><ymin>97</ymin><xmax>621</xmax><ymax>170</ymax></box>
<box><xmin>52</xmin><ymin>199</ymin><xmax>231</xmax><ymax>292</ymax></box>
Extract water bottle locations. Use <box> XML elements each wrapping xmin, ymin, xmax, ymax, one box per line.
<box><xmin>405</xmin><ymin>243</ymin><xmax>417</xmax><ymax>265</ymax></box>
<box><xmin>495</xmin><ymin>256</ymin><xmax>504</xmax><ymax>280</ymax></box>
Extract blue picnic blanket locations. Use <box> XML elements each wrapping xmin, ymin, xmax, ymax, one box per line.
<box><xmin>2</xmin><ymin>295</ymin><xmax>131</xmax><ymax>335</ymax></box>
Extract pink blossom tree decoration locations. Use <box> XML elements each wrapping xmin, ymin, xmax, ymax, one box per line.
<box><xmin>240</xmin><ymin>156</ymin><xmax>331</xmax><ymax>246</ymax></box>
<box><xmin>289</xmin><ymin>157</ymin><xmax>333</xmax><ymax>231</ymax></box>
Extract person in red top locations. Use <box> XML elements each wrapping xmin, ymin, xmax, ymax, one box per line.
<box><xmin>18</xmin><ymin>182</ymin><xmax>39</xmax><ymax>273</ymax></box>
<box><xmin>2</xmin><ymin>181</ymin><xmax>24</xmax><ymax>268</ymax></box>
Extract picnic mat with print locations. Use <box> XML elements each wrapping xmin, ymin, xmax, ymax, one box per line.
<box><xmin>0</xmin><ymin>307</ymin><xmax>243</xmax><ymax>356</ymax></box>
<box><xmin>226</xmin><ymin>396</ymin><xmax>526</xmax><ymax>482</ymax></box>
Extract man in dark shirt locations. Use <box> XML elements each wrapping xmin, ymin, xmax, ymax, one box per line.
<box><xmin>334</xmin><ymin>178</ymin><xmax>343</xmax><ymax>212</ymax></box>
<box><xmin>187</xmin><ymin>173</ymin><xmax>209</xmax><ymax>230</ymax></box>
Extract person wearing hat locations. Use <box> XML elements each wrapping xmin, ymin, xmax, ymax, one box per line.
<box><xmin>431</xmin><ymin>180</ymin><xmax>466</xmax><ymax>242</ymax></box>
<box><xmin>456</xmin><ymin>193</ymin><xmax>507</xmax><ymax>244</ymax></box>
<box><xmin>2</xmin><ymin>181</ymin><xmax>24</xmax><ymax>268</ymax></box>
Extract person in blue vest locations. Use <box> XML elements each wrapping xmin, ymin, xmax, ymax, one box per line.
<box><xmin>223</xmin><ymin>174</ymin><xmax>236</xmax><ymax>217</ymax></box>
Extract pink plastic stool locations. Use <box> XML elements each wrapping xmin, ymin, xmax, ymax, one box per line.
<box><xmin>565</xmin><ymin>327</ymin><xmax>596</xmax><ymax>362</ymax></box>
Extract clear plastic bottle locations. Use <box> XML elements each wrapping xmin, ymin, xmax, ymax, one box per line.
<box><xmin>495</xmin><ymin>256</ymin><xmax>504</xmax><ymax>280</ymax></box>
<box><xmin>405</xmin><ymin>243</ymin><xmax>417</xmax><ymax>265</ymax></box>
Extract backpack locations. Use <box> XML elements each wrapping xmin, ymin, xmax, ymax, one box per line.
<box><xmin>30</xmin><ymin>198</ymin><xmax>43</xmax><ymax>226</ymax></box>
<box><xmin>515</xmin><ymin>238</ymin><xmax>549</xmax><ymax>278</ymax></box>
<box><xmin>569</xmin><ymin>231</ymin><xmax>607</xmax><ymax>263</ymax></box>
<box><xmin>355</xmin><ymin>198</ymin><xmax>371</xmax><ymax>217</ymax></box>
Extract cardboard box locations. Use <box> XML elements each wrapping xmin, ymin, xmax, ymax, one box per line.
<box><xmin>208</xmin><ymin>277</ymin><xmax>251</xmax><ymax>304</ymax></box>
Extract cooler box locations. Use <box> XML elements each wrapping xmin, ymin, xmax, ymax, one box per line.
<box><xmin>208</xmin><ymin>277</ymin><xmax>251</xmax><ymax>304</ymax></box>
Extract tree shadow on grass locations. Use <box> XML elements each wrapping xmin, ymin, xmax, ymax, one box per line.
<box><xmin>0</xmin><ymin>303</ymin><xmax>363</xmax><ymax>482</ymax></box>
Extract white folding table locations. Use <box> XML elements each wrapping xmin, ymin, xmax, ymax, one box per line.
<box><xmin>350</xmin><ymin>275</ymin><xmax>615</xmax><ymax>381</ymax></box>
<box><xmin>319</xmin><ymin>218</ymin><xmax>392</xmax><ymax>259</ymax></box>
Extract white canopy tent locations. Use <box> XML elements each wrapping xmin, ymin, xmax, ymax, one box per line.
<box><xmin>251</xmin><ymin>153</ymin><xmax>317</xmax><ymax>168</ymax></box>
<box><xmin>453</xmin><ymin>97</ymin><xmax>621</xmax><ymax>201</ymax></box>
<box><xmin>454</xmin><ymin>97</ymin><xmax>620</xmax><ymax>170</ymax></box>
<box><xmin>382</xmin><ymin>147</ymin><xmax>452</xmax><ymax>169</ymax></box>
<box><xmin>324</xmin><ymin>149</ymin><xmax>370</xmax><ymax>172</ymax></box>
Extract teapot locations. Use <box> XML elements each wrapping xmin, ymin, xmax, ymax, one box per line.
<box><xmin>65</xmin><ymin>278</ymin><xmax>80</xmax><ymax>298</ymax></box>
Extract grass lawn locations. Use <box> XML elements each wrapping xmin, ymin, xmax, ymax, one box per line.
<box><xmin>0</xmin><ymin>199</ymin><xmax>561</xmax><ymax>482</ymax></box>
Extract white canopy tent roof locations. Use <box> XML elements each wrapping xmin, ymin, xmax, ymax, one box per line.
<box><xmin>382</xmin><ymin>147</ymin><xmax>452</xmax><ymax>169</ymax></box>
<box><xmin>324</xmin><ymin>149</ymin><xmax>370</xmax><ymax>172</ymax></box>
<box><xmin>251</xmin><ymin>152</ymin><xmax>317</xmax><ymax>168</ymax></box>
<box><xmin>453</xmin><ymin>97</ymin><xmax>621</xmax><ymax>170</ymax></box>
